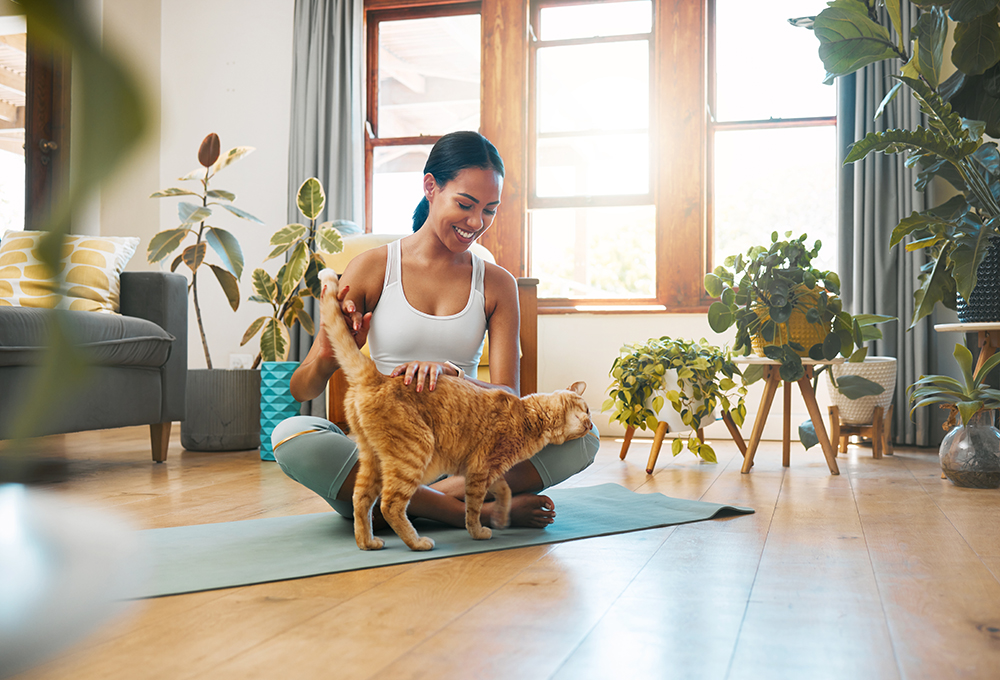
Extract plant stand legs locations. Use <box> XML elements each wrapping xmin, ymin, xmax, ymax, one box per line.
<box><xmin>782</xmin><ymin>380</ymin><xmax>792</xmax><ymax>467</ymax></box>
<box><xmin>721</xmin><ymin>411</ymin><xmax>747</xmax><ymax>457</ymax></box>
<box><xmin>646</xmin><ymin>421</ymin><xmax>670</xmax><ymax>474</ymax></box>
<box><xmin>742</xmin><ymin>366</ymin><xmax>781</xmax><ymax>474</ymax></box>
<box><xmin>620</xmin><ymin>427</ymin><xmax>635</xmax><ymax>460</ymax></box>
<box><xmin>797</xmin><ymin>368</ymin><xmax>840</xmax><ymax>475</ymax></box>
<box><xmin>827</xmin><ymin>403</ymin><xmax>893</xmax><ymax>460</ymax></box>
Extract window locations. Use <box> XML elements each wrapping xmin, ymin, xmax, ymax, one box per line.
<box><xmin>365</xmin><ymin>4</ymin><xmax>481</xmax><ymax>234</ymax></box>
<box><xmin>709</xmin><ymin>0</ymin><xmax>837</xmax><ymax>272</ymax></box>
<box><xmin>528</xmin><ymin>0</ymin><xmax>655</xmax><ymax>303</ymax></box>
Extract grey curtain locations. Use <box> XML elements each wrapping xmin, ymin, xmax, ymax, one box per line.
<box><xmin>287</xmin><ymin>0</ymin><xmax>365</xmax><ymax>416</ymax></box>
<box><xmin>837</xmin><ymin>5</ymin><xmax>955</xmax><ymax>447</ymax></box>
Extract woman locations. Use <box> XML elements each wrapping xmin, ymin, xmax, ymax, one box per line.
<box><xmin>272</xmin><ymin>131</ymin><xmax>599</xmax><ymax>530</ymax></box>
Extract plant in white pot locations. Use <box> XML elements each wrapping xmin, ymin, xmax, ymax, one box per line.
<box><xmin>603</xmin><ymin>336</ymin><xmax>748</xmax><ymax>464</ymax></box>
<box><xmin>148</xmin><ymin>133</ymin><xmax>264</xmax><ymax>452</ymax></box>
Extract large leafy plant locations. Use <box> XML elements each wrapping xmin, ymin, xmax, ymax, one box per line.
<box><xmin>603</xmin><ymin>336</ymin><xmax>748</xmax><ymax>463</ymax></box>
<box><xmin>802</xmin><ymin>0</ymin><xmax>1000</xmax><ymax>327</ymax></box>
<box><xmin>909</xmin><ymin>343</ymin><xmax>1000</xmax><ymax>427</ymax></box>
<box><xmin>242</xmin><ymin>177</ymin><xmax>352</xmax><ymax>365</ymax></box>
<box><xmin>705</xmin><ymin>231</ymin><xmax>891</xmax><ymax>384</ymax></box>
<box><xmin>148</xmin><ymin>133</ymin><xmax>262</xmax><ymax>369</ymax></box>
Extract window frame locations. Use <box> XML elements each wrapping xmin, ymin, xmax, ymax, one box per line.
<box><xmin>705</xmin><ymin>0</ymin><xmax>837</xmax><ymax>277</ymax></box>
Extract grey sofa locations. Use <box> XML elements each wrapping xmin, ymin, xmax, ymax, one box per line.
<box><xmin>0</xmin><ymin>271</ymin><xmax>187</xmax><ymax>461</ymax></box>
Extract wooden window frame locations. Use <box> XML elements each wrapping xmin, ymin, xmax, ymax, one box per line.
<box><xmin>364</xmin><ymin>0</ymin><xmax>709</xmax><ymax>313</ymax></box>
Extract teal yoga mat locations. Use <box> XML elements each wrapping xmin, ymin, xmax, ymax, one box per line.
<box><xmin>130</xmin><ymin>483</ymin><xmax>753</xmax><ymax>599</ymax></box>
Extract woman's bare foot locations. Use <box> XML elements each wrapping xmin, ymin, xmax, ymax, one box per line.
<box><xmin>484</xmin><ymin>493</ymin><xmax>555</xmax><ymax>529</ymax></box>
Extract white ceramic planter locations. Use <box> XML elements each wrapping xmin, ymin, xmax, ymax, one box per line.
<box><xmin>653</xmin><ymin>369</ymin><xmax>718</xmax><ymax>432</ymax></box>
<box><xmin>826</xmin><ymin>356</ymin><xmax>897</xmax><ymax>426</ymax></box>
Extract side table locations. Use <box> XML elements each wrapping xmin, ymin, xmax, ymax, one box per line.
<box><xmin>733</xmin><ymin>356</ymin><xmax>843</xmax><ymax>475</ymax></box>
<box><xmin>933</xmin><ymin>322</ymin><xmax>1000</xmax><ymax>374</ymax></box>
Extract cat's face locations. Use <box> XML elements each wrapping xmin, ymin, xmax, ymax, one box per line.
<box><xmin>550</xmin><ymin>382</ymin><xmax>592</xmax><ymax>443</ymax></box>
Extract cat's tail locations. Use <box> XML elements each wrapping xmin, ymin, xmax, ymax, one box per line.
<box><xmin>318</xmin><ymin>268</ymin><xmax>378</xmax><ymax>384</ymax></box>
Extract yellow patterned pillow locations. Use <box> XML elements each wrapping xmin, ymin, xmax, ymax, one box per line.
<box><xmin>0</xmin><ymin>230</ymin><xmax>139</xmax><ymax>313</ymax></box>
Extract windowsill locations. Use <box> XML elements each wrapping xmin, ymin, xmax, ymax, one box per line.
<box><xmin>539</xmin><ymin>303</ymin><xmax>712</xmax><ymax>315</ymax></box>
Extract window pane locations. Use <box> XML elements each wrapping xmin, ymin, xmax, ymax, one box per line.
<box><xmin>714</xmin><ymin>0</ymin><xmax>834</xmax><ymax>121</ymax></box>
<box><xmin>530</xmin><ymin>205</ymin><xmax>655</xmax><ymax>298</ymax></box>
<box><xmin>537</xmin><ymin>41</ymin><xmax>648</xmax><ymax>133</ymax></box>
<box><xmin>377</xmin><ymin>14</ymin><xmax>480</xmax><ymax>138</ymax></box>
<box><xmin>713</xmin><ymin>126</ymin><xmax>837</xmax><ymax>273</ymax></box>
<box><xmin>537</xmin><ymin>133</ymin><xmax>649</xmax><ymax>197</ymax></box>
<box><xmin>372</xmin><ymin>145</ymin><xmax>431</xmax><ymax>235</ymax></box>
<box><xmin>539</xmin><ymin>1</ymin><xmax>651</xmax><ymax>40</ymax></box>
<box><xmin>0</xmin><ymin>18</ymin><xmax>26</xmax><ymax>231</ymax></box>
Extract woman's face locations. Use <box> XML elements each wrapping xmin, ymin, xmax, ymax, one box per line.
<box><xmin>423</xmin><ymin>167</ymin><xmax>503</xmax><ymax>251</ymax></box>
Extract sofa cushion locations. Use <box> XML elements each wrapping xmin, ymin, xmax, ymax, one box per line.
<box><xmin>0</xmin><ymin>230</ymin><xmax>139</xmax><ymax>313</ymax></box>
<box><xmin>0</xmin><ymin>307</ymin><xmax>174</xmax><ymax>368</ymax></box>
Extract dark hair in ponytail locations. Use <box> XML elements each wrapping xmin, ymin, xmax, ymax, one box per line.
<box><xmin>412</xmin><ymin>131</ymin><xmax>505</xmax><ymax>232</ymax></box>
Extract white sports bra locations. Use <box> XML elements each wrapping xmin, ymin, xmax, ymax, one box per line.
<box><xmin>367</xmin><ymin>239</ymin><xmax>487</xmax><ymax>376</ymax></box>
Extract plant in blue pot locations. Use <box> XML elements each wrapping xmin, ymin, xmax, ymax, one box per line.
<box><xmin>243</xmin><ymin>177</ymin><xmax>357</xmax><ymax>459</ymax></box>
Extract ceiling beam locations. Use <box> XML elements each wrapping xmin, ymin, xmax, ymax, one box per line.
<box><xmin>0</xmin><ymin>65</ymin><xmax>25</xmax><ymax>94</ymax></box>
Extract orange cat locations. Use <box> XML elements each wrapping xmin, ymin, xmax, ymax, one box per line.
<box><xmin>319</xmin><ymin>269</ymin><xmax>592</xmax><ymax>551</ymax></box>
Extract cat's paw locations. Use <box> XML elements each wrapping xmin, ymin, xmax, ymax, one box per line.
<box><xmin>407</xmin><ymin>536</ymin><xmax>435</xmax><ymax>551</ymax></box>
<box><xmin>357</xmin><ymin>536</ymin><xmax>385</xmax><ymax>551</ymax></box>
<box><xmin>469</xmin><ymin>525</ymin><xmax>492</xmax><ymax>540</ymax></box>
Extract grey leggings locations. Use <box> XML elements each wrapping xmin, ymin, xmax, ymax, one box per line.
<box><xmin>271</xmin><ymin>416</ymin><xmax>601</xmax><ymax>518</ymax></box>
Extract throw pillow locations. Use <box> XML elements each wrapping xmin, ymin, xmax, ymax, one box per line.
<box><xmin>0</xmin><ymin>229</ymin><xmax>140</xmax><ymax>313</ymax></box>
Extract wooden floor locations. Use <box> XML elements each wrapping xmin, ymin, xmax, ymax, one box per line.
<box><xmin>9</xmin><ymin>425</ymin><xmax>1000</xmax><ymax>680</ymax></box>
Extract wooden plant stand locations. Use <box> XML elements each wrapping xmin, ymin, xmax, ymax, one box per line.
<box><xmin>828</xmin><ymin>404</ymin><xmax>894</xmax><ymax>459</ymax></box>
<box><xmin>619</xmin><ymin>411</ymin><xmax>746</xmax><ymax>474</ymax></box>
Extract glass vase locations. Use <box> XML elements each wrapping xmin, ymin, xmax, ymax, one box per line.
<box><xmin>939</xmin><ymin>410</ymin><xmax>1000</xmax><ymax>488</ymax></box>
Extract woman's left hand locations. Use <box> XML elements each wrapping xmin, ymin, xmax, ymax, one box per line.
<box><xmin>390</xmin><ymin>361</ymin><xmax>451</xmax><ymax>393</ymax></box>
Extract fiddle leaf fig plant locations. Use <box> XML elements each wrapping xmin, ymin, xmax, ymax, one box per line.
<box><xmin>603</xmin><ymin>336</ymin><xmax>748</xmax><ymax>463</ymax></box>
<box><xmin>149</xmin><ymin>133</ymin><xmax>263</xmax><ymax>369</ymax></box>
<box><xmin>799</xmin><ymin>0</ymin><xmax>1000</xmax><ymax>327</ymax></box>
<box><xmin>242</xmin><ymin>177</ymin><xmax>356</xmax><ymax>365</ymax></box>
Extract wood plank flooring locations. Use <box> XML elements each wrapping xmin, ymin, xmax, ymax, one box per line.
<box><xmin>7</xmin><ymin>426</ymin><xmax>1000</xmax><ymax>680</ymax></box>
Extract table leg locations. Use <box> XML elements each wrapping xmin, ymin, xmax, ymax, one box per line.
<box><xmin>796</xmin><ymin>371</ymin><xmax>840</xmax><ymax>475</ymax></box>
<box><xmin>742</xmin><ymin>366</ymin><xmax>781</xmax><ymax>474</ymax></box>
<box><xmin>646</xmin><ymin>421</ymin><xmax>670</xmax><ymax>474</ymax></box>
<box><xmin>721</xmin><ymin>411</ymin><xmax>747</xmax><ymax>457</ymax></box>
<box><xmin>619</xmin><ymin>427</ymin><xmax>635</xmax><ymax>460</ymax></box>
<box><xmin>974</xmin><ymin>330</ymin><xmax>1000</xmax><ymax>375</ymax></box>
<box><xmin>828</xmin><ymin>405</ymin><xmax>841</xmax><ymax>457</ymax></box>
<box><xmin>782</xmin><ymin>380</ymin><xmax>792</xmax><ymax>467</ymax></box>
<box><xmin>872</xmin><ymin>406</ymin><xmax>884</xmax><ymax>459</ymax></box>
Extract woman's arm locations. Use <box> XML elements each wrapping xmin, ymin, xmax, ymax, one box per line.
<box><xmin>289</xmin><ymin>248</ymin><xmax>385</xmax><ymax>402</ymax></box>
<box><xmin>483</xmin><ymin>262</ymin><xmax>521</xmax><ymax>396</ymax></box>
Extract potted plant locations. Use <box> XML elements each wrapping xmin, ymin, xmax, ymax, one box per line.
<box><xmin>908</xmin><ymin>343</ymin><xmax>1000</xmax><ymax>487</ymax></box>
<box><xmin>149</xmin><ymin>133</ymin><xmax>264</xmax><ymax>451</ymax></box>
<box><xmin>603</xmin><ymin>336</ymin><xmax>748</xmax><ymax>463</ymax></box>
<box><xmin>705</xmin><ymin>231</ymin><xmax>892</xmax><ymax>383</ymax></box>
<box><xmin>241</xmin><ymin>177</ymin><xmax>354</xmax><ymax>459</ymax></box>
<box><xmin>802</xmin><ymin>0</ymin><xmax>1000</xmax><ymax>325</ymax></box>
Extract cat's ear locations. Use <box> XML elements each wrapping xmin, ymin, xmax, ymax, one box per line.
<box><xmin>567</xmin><ymin>381</ymin><xmax>586</xmax><ymax>395</ymax></box>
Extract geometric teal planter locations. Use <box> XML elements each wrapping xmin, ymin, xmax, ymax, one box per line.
<box><xmin>259</xmin><ymin>361</ymin><xmax>301</xmax><ymax>461</ymax></box>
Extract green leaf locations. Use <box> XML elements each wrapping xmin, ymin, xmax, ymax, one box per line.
<box><xmin>317</xmin><ymin>225</ymin><xmax>344</xmax><ymax>255</ymax></box>
<box><xmin>814</xmin><ymin>1</ymin><xmax>900</xmax><ymax>77</ymax></box>
<box><xmin>240</xmin><ymin>317</ymin><xmax>267</xmax><ymax>346</ymax></box>
<box><xmin>178</xmin><ymin>167</ymin><xmax>208</xmax><ymax>181</ymax></box>
<box><xmin>220</xmin><ymin>203</ymin><xmax>264</xmax><ymax>224</ymax></box>
<box><xmin>974</xmin><ymin>351</ymin><xmax>1000</xmax><ymax>385</ymax></box>
<box><xmin>799</xmin><ymin>419</ymin><xmax>819</xmax><ymax>450</ymax></box>
<box><xmin>208</xmin><ymin>264</ymin><xmax>240</xmax><ymax>311</ymax></box>
<box><xmin>207</xmin><ymin>189</ymin><xmax>236</xmax><ymax>201</ymax></box>
<box><xmin>952</xmin><ymin>7</ymin><xmax>1000</xmax><ymax>76</ymax></box>
<box><xmin>251</xmin><ymin>268</ymin><xmax>277</xmax><ymax>303</ymax></box>
<box><xmin>297</xmin><ymin>177</ymin><xmax>326</xmax><ymax>220</ymax></box>
<box><xmin>950</xmin><ymin>0</ymin><xmax>1000</xmax><ymax>23</ymax></box>
<box><xmin>147</xmin><ymin>228</ymin><xmax>189</xmax><ymax>264</ymax></box>
<box><xmin>910</xmin><ymin>249</ymin><xmax>957</xmax><ymax>328</ymax></box>
<box><xmin>914</xmin><ymin>7</ymin><xmax>948</xmax><ymax>89</ymax></box>
<box><xmin>304</xmin><ymin>253</ymin><xmax>325</xmax><ymax>299</ymax></box>
<box><xmin>845</xmin><ymin>127</ymin><xmax>978</xmax><ymax>166</ymax></box>
<box><xmin>835</xmin><ymin>374</ymin><xmax>885</xmax><ymax>399</ymax></box>
<box><xmin>885</xmin><ymin>0</ymin><xmax>904</xmax><ymax>50</ymax></box>
<box><xmin>260</xmin><ymin>318</ymin><xmax>290</xmax><ymax>362</ymax></box>
<box><xmin>957</xmin><ymin>400</ymin><xmax>985</xmax><ymax>427</ymax></box>
<box><xmin>181</xmin><ymin>242</ymin><xmax>206</xmax><ymax>271</ymax></box>
<box><xmin>954</xmin><ymin>342</ymin><xmax>977</xmax><ymax>388</ymax></box>
<box><xmin>890</xmin><ymin>211</ymin><xmax>956</xmax><ymax>248</ymax></box>
<box><xmin>269</xmin><ymin>224</ymin><xmax>307</xmax><ymax>249</ymax></box>
<box><xmin>178</xmin><ymin>202</ymin><xmax>212</xmax><ymax>225</ymax></box>
<box><xmin>704</xmin><ymin>273</ymin><xmax>723</xmax><ymax>298</ymax></box>
<box><xmin>950</xmin><ymin>214</ymin><xmax>994</xmax><ymax>299</ymax></box>
<box><xmin>150</xmin><ymin>187</ymin><xmax>199</xmax><ymax>198</ymax></box>
<box><xmin>823</xmin><ymin>331</ymin><xmax>842</xmax><ymax>360</ymax></box>
<box><xmin>211</xmin><ymin>146</ymin><xmax>255</xmax><ymax>174</ymax></box>
<box><xmin>698</xmin><ymin>443</ymin><xmax>718</xmax><ymax>464</ymax></box>
<box><xmin>279</xmin><ymin>241</ymin><xmax>309</xmax><ymax>302</ymax></box>
<box><xmin>741</xmin><ymin>363</ymin><xmax>764</xmax><ymax>385</ymax></box>
<box><xmin>295</xmin><ymin>305</ymin><xmax>315</xmax><ymax>336</ymax></box>
<box><xmin>671</xmin><ymin>438</ymin><xmax>683</xmax><ymax>456</ymax></box>
<box><xmin>205</xmin><ymin>227</ymin><xmax>244</xmax><ymax>279</ymax></box>
<box><xmin>708</xmin><ymin>302</ymin><xmax>735</xmax><ymax>332</ymax></box>
<box><xmin>849</xmin><ymin>346</ymin><xmax>869</xmax><ymax>362</ymax></box>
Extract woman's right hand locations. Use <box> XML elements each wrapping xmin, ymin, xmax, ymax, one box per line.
<box><xmin>339</xmin><ymin>285</ymin><xmax>372</xmax><ymax>350</ymax></box>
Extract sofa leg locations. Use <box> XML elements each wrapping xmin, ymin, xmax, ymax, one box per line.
<box><xmin>150</xmin><ymin>422</ymin><xmax>171</xmax><ymax>463</ymax></box>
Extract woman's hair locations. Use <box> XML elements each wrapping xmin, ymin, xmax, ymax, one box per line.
<box><xmin>412</xmin><ymin>131</ymin><xmax>505</xmax><ymax>232</ymax></box>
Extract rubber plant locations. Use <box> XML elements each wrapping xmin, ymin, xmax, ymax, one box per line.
<box><xmin>148</xmin><ymin>133</ymin><xmax>262</xmax><ymax>369</ymax></box>
<box><xmin>242</xmin><ymin>177</ymin><xmax>353</xmax><ymax>366</ymax></box>
<box><xmin>603</xmin><ymin>336</ymin><xmax>748</xmax><ymax>463</ymax></box>
<box><xmin>798</xmin><ymin>0</ymin><xmax>1000</xmax><ymax>327</ymax></box>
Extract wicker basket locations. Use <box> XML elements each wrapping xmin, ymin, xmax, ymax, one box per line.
<box><xmin>750</xmin><ymin>288</ymin><xmax>830</xmax><ymax>358</ymax></box>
